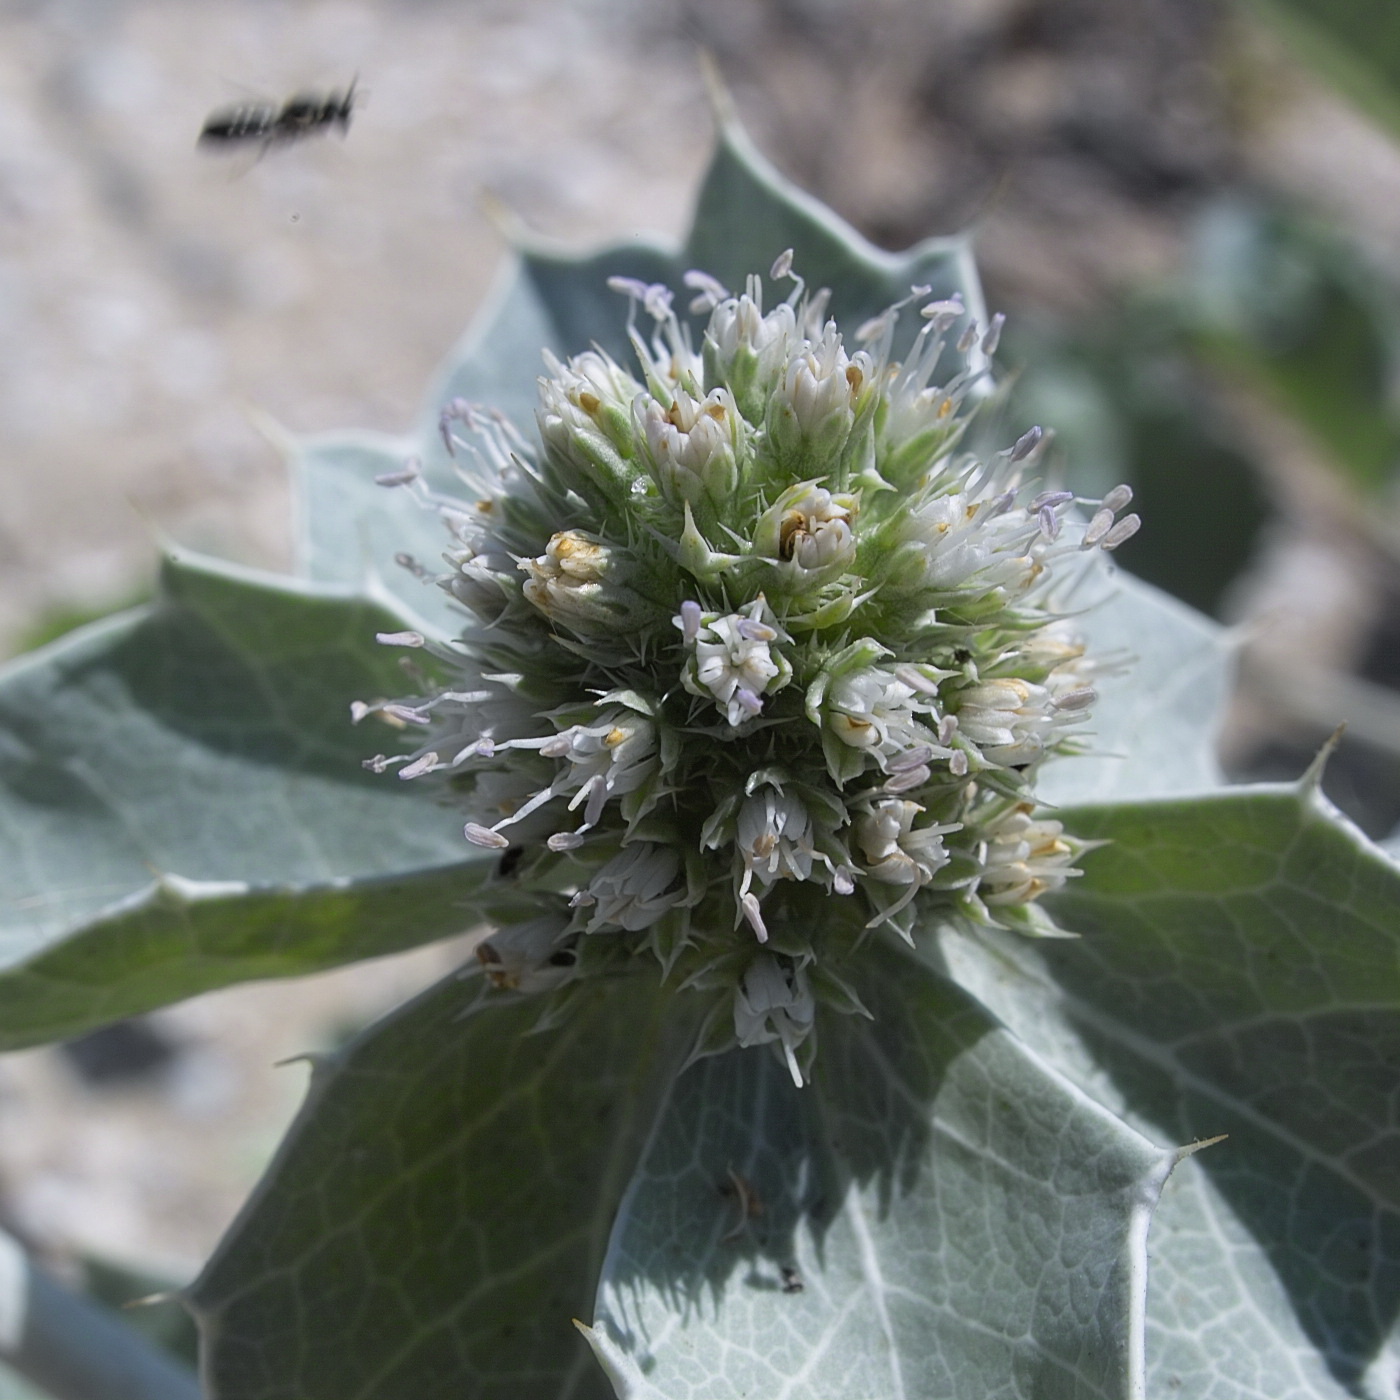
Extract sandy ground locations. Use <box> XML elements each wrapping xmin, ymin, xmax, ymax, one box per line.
<box><xmin>0</xmin><ymin>0</ymin><xmax>710</xmax><ymax>650</ymax></box>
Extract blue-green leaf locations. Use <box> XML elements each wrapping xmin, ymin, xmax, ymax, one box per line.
<box><xmin>587</xmin><ymin>940</ymin><xmax>1175</xmax><ymax>1400</ymax></box>
<box><xmin>189</xmin><ymin>970</ymin><xmax>699</xmax><ymax>1400</ymax></box>
<box><xmin>0</xmin><ymin>550</ymin><xmax>488</xmax><ymax>1048</ymax></box>
<box><xmin>1038</xmin><ymin>565</ymin><xmax>1232</xmax><ymax>807</ymax></box>
<box><xmin>936</xmin><ymin>784</ymin><xmax>1400</xmax><ymax>1396</ymax></box>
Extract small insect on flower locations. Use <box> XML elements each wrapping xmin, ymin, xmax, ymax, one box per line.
<box><xmin>198</xmin><ymin>77</ymin><xmax>357</xmax><ymax>154</ymax></box>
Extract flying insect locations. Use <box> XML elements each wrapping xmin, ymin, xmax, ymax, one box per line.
<box><xmin>199</xmin><ymin>78</ymin><xmax>357</xmax><ymax>154</ymax></box>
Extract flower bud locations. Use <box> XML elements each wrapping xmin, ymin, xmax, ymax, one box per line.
<box><xmin>703</xmin><ymin>287</ymin><xmax>797</xmax><ymax>421</ymax></box>
<box><xmin>520</xmin><ymin>531</ymin><xmax>656</xmax><ymax>633</ymax></box>
<box><xmin>638</xmin><ymin>385</ymin><xmax>747</xmax><ymax>508</ymax></box>
<box><xmin>766</xmin><ymin>325</ymin><xmax>861</xmax><ymax>471</ymax></box>
<box><xmin>536</xmin><ymin>350</ymin><xmax>644</xmax><ymax>497</ymax></box>
<box><xmin>573</xmin><ymin>843</ymin><xmax>684</xmax><ymax>932</ymax></box>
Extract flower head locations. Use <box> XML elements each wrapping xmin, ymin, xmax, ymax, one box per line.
<box><xmin>367</xmin><ymin>256</ymin><xmax>1135</xmax><ymax>1081</ymax></box>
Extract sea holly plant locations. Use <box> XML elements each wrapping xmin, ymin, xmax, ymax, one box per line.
<box><xmin>1</xmin><ymin>117</ymin><xmax>1398</xmax><ymax>1400</ymax></box>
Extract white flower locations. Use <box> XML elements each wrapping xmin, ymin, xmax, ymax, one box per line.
<box><xmin>733</xmin><ymin>954</ymin><xmax>815</xmax><ymax>1087</ymax></box>
<box><xmin>953</xmin><ymin>671</ymin><xmax>1093</xmax><ymax>768</ymax></box>
<box><xmin>954</xmin><ymin>678</ymin><xmax>1055</xmax><ymax>766</ymax></box>
<box><xmin>537</xmin><ymin>347</ymin><xmax>642</xmax><ymax>430</ymax></box>
<box><xmin>871</xmin><ymin>294</ymin><xmax>981</xmax><ymax>478</ymax></box>
<box><xmin>572</xmin><ymin>843</ymin><xmax>684</xmax><ymax>932</ymax></box>
<box><xmin>977</xmin><ymin>807</ymin><xmax>1079</xmax><ymax>906</ymax></box>
<box><xmin>753</xmin><ymin>482</ymin><xmax>857</xmax><ymax>580</ymax></box>
<box><xmin>474</xmin><ymin>913</ymin><xmax>572</xmax><ymax>993</ymax></box>
<box><xmin>855</xmin><ymin>799</ymin><xmax>952</xmax><ymax>887</ymax></box>
<box><xmin>677</xmin><ymin>598</ymin><xmax>792</xmax><ymax>727</ymax></box>
<box><xmin>703</xmin><ymin>280</ymin><xmax>799</xmax><ymax>413</ymax></box>
<box><xmin>824</xmin><ymin>665</ymin><xmax>943</xmax><ymax>767</ymax></box>
<box><xmin>464</xmin><ymin>708</ymin><xmax>658</xmax><ymax>849</ymax></box>
<box><xmin>854</xmin><ymin>798</ymin><xmax>958</xmax><ymax>929</ymax></box>
<box><xmin>443</xmin><ymin>543</ymin><xmax>521</xmax><ymax>621</ymax></box>
<box><xmin>535</xmin><ymin>349</ymin><xmax>644</xmax><ymax>493</ymax></box>
<box><xmin>896</xmin><ymin>491</ymin><xmax>1042</xmax><ymax>597</ymax></box>
<box><xmin>736</xmin><ymin>788</ymin><xmax>817</xmax><ymax>896</ymax></box>
<box><xmin>767</xmin><ymin>321</ymin><xmax>861</xmax><ymax>463</ymax></box>
<box><xmin>541</xmin><ymin>713</ymin><xmax>658</xmax><ymax>830</ymax></box>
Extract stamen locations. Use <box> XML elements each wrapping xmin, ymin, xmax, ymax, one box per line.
<box><xmin>464</xmin><ymin>823</ymin><xmax>511</xmax><ymax>849</ymax></box>
<box><xmin>733</xmin><ymin>687</ymin><xmax>764</xmax><ymax>717</ymax></box>
<box><xmin>1009</xmin><ymin>426</ymin><xmax>1043</xmax><ymax>463</ymax></box>
<box><xmin>1100</xmin><ymin>514</ymin><xmax>1141</xmax><ymax>551</ymax></box>
<box><xmin>1054</xmin><ymin>688</ymin><xmax>1096</xmax><ymax>712</ymax></box>
<box><xmin>885</xmin><ymin>765</ymin><xmax>931</xmax><ymax>793</ymax></box>
<box><xmin>740</xmin><ymin>891</ymin><xmax>769</xmax><ymax>943</ymax></box>
<box><xmin>889</xmin><ymin>744</ymin><xmax>934</xmax><ymax>772</ymax></box>
<box><xmin>381</xmin><ymin>703</ymin><xmax>431</xmax><ymax>726</ymax></box>
<box><xmin>1081</xmin><ymin>507</ymin><xmax>1116</xmax><ymax>549</ymax></box>
<box><xmin>374</xmin><ymin>459</ymin><xmax>422</xmax><ymax>488</ymax></box>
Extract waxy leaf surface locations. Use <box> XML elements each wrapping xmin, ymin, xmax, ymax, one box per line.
<box><xmin>190</xmin><ymin>971</ymin><xmax>697</xmax><ymax>1400</ymax></box>
<box><xmin>587</xmin><ymin>940</ymin><xmax>1175</xmax><ymax>1400</ymax></box>
<box><xmin>937</xmin><ymin>787</ymin><xmax>1400</xmax><ymax>1397</ymax></box>
<box><xmin>0</xmin><ymin>551</ymin><xmax>486</xmax><ymax>1047</ymax></box>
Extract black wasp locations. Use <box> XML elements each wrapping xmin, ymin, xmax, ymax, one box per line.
<box><xmin>199</xmin><ymin>78</ymin><xmax>357</xmax><ymax>154</ymax></box>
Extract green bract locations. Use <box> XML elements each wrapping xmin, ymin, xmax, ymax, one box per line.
<box><xmin>2</xmin><ymin>115</ymin><xmax>1398</xmax><ymax>1400</ymax></box>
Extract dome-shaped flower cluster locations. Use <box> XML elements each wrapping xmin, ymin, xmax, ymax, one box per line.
<box><xmin>360</xmin><ymin>256</ymin><xmax>1139</xmax><ymax>1085</ymax></box>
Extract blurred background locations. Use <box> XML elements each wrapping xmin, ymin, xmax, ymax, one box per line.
<box><xmin>4</xmin><ymin>0</ymin><xmax>1400</xmax><ymax>1384</ymax></box>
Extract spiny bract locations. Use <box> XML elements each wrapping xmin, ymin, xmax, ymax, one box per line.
<box><xmin>358</xmin><ymin>255</ymin><xmax>1140</xmax><ymax>1086</ymax></box>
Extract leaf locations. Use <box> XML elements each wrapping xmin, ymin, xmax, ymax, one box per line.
<box><xmin>934</xmin><ymin>783</ymin><xmax>1400</xmax><ymax>1396</ymax></box>
<box><xmin>0</xmin><ymin>1364</ymin><xmax>51</xmax><ymax>1400</ymax></box>
<box><xmin>290</xmin><ymin>430</ymin><xmax>466</xmax><ymax>637</ymax></box>
<box><xmin>1243</xmin><ymin>0</ymin><xmax>1400</xmax><ymax>147</ymax></box>
<box><xmin>0</xmin><ymin>550</ymin><xmax>489</xmax><ymax>1049</ymax></box>
<box><xmin>586</xmin><ymin>938</ymin><xmax>1176</xmax><ymax>1400</ymax></box>
<box><xmin>685</xmin><ymin>117</ymin><xmax>986</xmax><ymax>350</ymax></box>
<box><xmin>188</xmin><ymin>970</ymin><xmax>700</xmax><ymax>1400</ymax></box>
<box><xmin>1037</xmin><ymin>564</ymin><xmax>1233</xmax><ymax>807</ymax></box>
